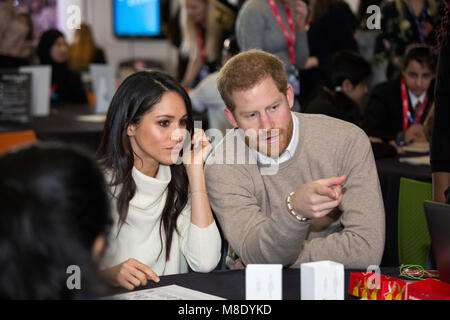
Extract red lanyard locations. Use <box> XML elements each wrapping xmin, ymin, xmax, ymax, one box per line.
<box><xmin>196</xmin><ymin>27</ymin><xmax>206</xmax><ymax>64</ymax></box>
<box><xmin>267</xmin><ymin>0</ymin><xmax>296</xmax><ymax>65</ymax></box>
<box><xmin>323</xmin><ymin>86</ymin><xmax>335</xmax><ymax>97</ymax></box>
<box><xmin>400</xmin><ymin>78</ymin><xmax>428</xmax><ymax>132</ymax></box>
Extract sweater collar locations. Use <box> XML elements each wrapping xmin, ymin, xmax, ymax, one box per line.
<box><xmin>132</xmin><ymin>165</ymin><xmax>171</xmax><ymax>199</ymax></box>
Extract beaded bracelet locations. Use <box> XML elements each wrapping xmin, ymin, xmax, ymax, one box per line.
<box><xmin>286</xmin><ymin>192</ymin><xmax>310</xmax><ymax>222</ymax></box>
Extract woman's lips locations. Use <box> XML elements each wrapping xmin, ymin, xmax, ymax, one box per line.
<box><xmin>168</xmin><ymin>145</ymin><xmax>183</xmax><ymax>152</ymax></box>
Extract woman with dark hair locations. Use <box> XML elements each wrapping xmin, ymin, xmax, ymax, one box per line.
<box><xmin>431</xmin><ymin>0</ymin><xmax>450</xmax><ymax>203</ymax></box>
<box><xmin>97</xmin><ymin>71</ymin><xmax>221</xmax><ymax>291</ymax></box>
<box><xmin>0</xmin><ymin>143</ymin><xmax>112</xmax><ymax>299</ymax></box>
<box><xmin>37</xmin><ymin>29</ymin><xmax>87</xmax><ymax>105</ymax></box>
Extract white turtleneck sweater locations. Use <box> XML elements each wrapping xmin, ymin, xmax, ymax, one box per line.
<box><xmin>100</xmin><ymin>165</ymin><xmax>221</xmax><ymax>275</ymax></box>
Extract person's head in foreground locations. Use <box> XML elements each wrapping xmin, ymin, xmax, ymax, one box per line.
<box><xmin>401</xmin><ymin>44</ymin><xmax>437</xmax><ymax>98</ymax></box>
<box><xmin>217</xmin><ymin>49</ymin><xmax>294</xmax><ymax>158</ymax></box>
<box><xmin>0</xmin><ymin>143</ymin><xmax>112</xmax><ymax>299</ymax></box>
<box><xmin>96</xmin><ymin>70</ymin><xmax>194</xmax><ymax>260</ymax></box>
<box><xmin>324</xmin><ymin>51</ymin><xmax>372</xmax><ymax>105</ymax></box>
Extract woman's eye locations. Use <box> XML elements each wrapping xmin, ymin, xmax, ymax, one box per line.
<box><xmin>179</xmin><ymin>119</ymin><xmax>187</xmax><ymax>127</ymax></box>
<box><xmin>159</xmin><ymin>120</ymin><xmax>169</xmax><ymax>127</ymax></box>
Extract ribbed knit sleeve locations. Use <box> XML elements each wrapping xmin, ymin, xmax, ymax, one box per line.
<box><xmin>177</xmin><ymin>200</ymin><xmax>222</xmax><ymax>272</ymax></box>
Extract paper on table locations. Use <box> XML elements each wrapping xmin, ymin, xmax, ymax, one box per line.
<box><xmin>399</xmin><ymin>155</ymin><xmax>430</xmax><ymax>166</ymax></box>
<box><xmin>402</xmin><ymin>142</ymin><xmax>429</xmax><ymax>153</ymax></box>
<box><xmin>104</xmin><ymin>284</ymin><xmax>226</xmax><ymax>300</ymax></box>
<box><xmin>76</xmin><ymin>114</ymin><xmax>106</xmax><ymax>123</ymax></box>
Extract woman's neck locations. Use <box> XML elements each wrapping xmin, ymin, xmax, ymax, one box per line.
<box><xmin>134</xmin><ymin>159</ymin><xmax>159</xmax><ymax>178</ymax></box>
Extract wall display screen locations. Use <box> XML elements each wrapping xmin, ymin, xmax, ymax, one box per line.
<box><xmin>113</xmin><ymin>0</ymin><xmax>166</xmax><ymax>38</ymax></box>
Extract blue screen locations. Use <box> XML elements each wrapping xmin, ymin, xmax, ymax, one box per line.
<box><xmin>114</xmin><ymin>0</ymin><xmax>160</xmax><ymax>37</ymax></box>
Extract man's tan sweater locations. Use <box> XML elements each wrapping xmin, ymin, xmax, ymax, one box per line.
<box><xmin>204</xmin><ymin>113</ymin><xmax>385</xmax><ymax>269</ymax></box>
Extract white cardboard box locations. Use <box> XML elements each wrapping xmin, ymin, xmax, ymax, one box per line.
<box><xmin>246</xmin><ymin>264</ymin><xmax>282</xmax><ymax>300</ymax></box>
<box><xmin>301</xmin><ymin>260</ymin><xmax>344</xmax><ymax>300</ymax></box>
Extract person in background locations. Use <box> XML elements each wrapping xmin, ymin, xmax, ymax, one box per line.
<box><xmin>356</xmin><ymin>0</ymin><xmax>387</xmax><ymax>88</ymax></box>
<box><xmin>304</xmin><ymin>50</ymin><xmax>371</xmax><ymax>126</ymax></box>
<box><xmin>363</xmin><ymin>44</ymin><xmax>436</xmax><ymax>147</ymax></box>
<box><xmin>300</xmin><ymin>0</ymin><xmax>359</xmax><ymax>106</ymax></box>
<box><xmin>375</xmin><ymin>0</ymin><xmax>443</xmax><ymax>79</ymax></box>
<box><xmin>235</xmin><ymin>0</ymin><xmax>309</xmax><ymax>111</ymax></box>
<box><xmin>189</xmin><ymin>35</ymin><xmax>240</xmax><ymax>138</ymax></box>
<box><xmin>0</xmin><ymin>143</ymin><xmax>112</xmax><ymax>299</ymax></box>
<box><xmin>17</xmin><ymin>12</ymin><xmax>38</xmax><ymax>65</ymax></box>
<box><xmin>97</xmin><ymin>71</ymin><xmax>221</xmax><ymax>291</ymax></box>
<box><xmin>69</xmin><ymin>23</ymin><xmax>107</xmax><ymax>72</ymax></box>
<box><xmin>305</xmin><ymin>50</ymin><xmax>403</xmax><ymax>158</ymax></box>
<box><xmin>37</xmin><ymin>29</ymin><xmax>87</xmax><ymax>105</ymax></box>
<box><xmin>172</xmin><ymin>0</ymin><xmax>235</xmax><ymax>88</ymax></box>
<box><xmin>431</xmin><ymin>0</ymin><xmax>450</xmax><ymax>203</ymax></box>
<box><xmin>205</xmin><ymin>50</ymin><xmax>385</xmax><ymax>270</ymax></box>
<box><xmin>0</xmin><ymin>0</ymin><xmax>32</xmax><ymax>68</ymax></box>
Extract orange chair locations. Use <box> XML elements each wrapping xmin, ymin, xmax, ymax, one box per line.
<box><xmin>0</xmin><ymin>130</ymin><xmax>37</xmax><ymax>155</ymax></box>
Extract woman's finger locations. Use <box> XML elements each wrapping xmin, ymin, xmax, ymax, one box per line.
<box><xmin>135</xmin><ymin>261</ymin><xmax>160</xmax><ymax>283</ymax></box>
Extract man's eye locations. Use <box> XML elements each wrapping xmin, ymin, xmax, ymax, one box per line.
<box><xmin>247</xmin><ymin>113</ymin><xmax>256</xmax><ymax>118</ymax></box>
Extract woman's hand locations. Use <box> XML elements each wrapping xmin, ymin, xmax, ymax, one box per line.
<box><xmin>405</xmin><ymin>124</ymin><xmax>427</xmax><ymax>144</ymax></box>
<box><xmin>100</xmin><ymin>258</ymin><xmax>160</xmax><ymax>290</ymax></box>
<box><xmin>303</xmin><ymin>56</ymin><xmax>319</xmax><ymax>69</ymax></box>
<box><xmin>287</xmin><ymin>0</ymin><xmax>308</xmax><ymax>32</ymax></box>
<box><xmin>183</xmin><ymin>128</ymin><xmax>212</xmax><ymax>171</ymax></box>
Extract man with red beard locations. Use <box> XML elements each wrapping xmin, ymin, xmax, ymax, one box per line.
<box><xmin>204</xmin><ymin>50</ymin><xmax>385</xmax><ymax>270</ymax></box>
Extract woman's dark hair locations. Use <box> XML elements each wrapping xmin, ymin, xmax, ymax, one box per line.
<box><xmin>324</xmin><ymin>50</ymin><xmax>372</xmax><ymax>90</ymax></box>
<box><xmin>0</xmin><ymin>143</ymin><xmax>112</xmax><ymax>299</ymax></box>
<box><xmin>37</xmin><ymin>29</ymin><xmax>65</xmax><ymax>65</ymax></box>
<box><xmin>96</xmin><ymin>70</ymin><xmax>193</xmax><ymax>261</ymax></box>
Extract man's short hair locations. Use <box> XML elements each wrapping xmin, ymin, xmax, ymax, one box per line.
<box><xmin>217</xmin><ymin>49</ymin><xmax>288</xmax><ymax>112</ymax></box>
<box><xmin>402</xmin><ymin>44</ymin><xmax>437</xmax><ymax>72</ymax></box>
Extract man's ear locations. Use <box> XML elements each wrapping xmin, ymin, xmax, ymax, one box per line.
<box><xmin>224</xmin><ymin>107</ymin><xmax>238</xmax><ymax>128</ymax></box>
<box><xmin>286</xmin><ymin>84</ymin><xmax>294</xmax><ymax>110</ymax></box>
